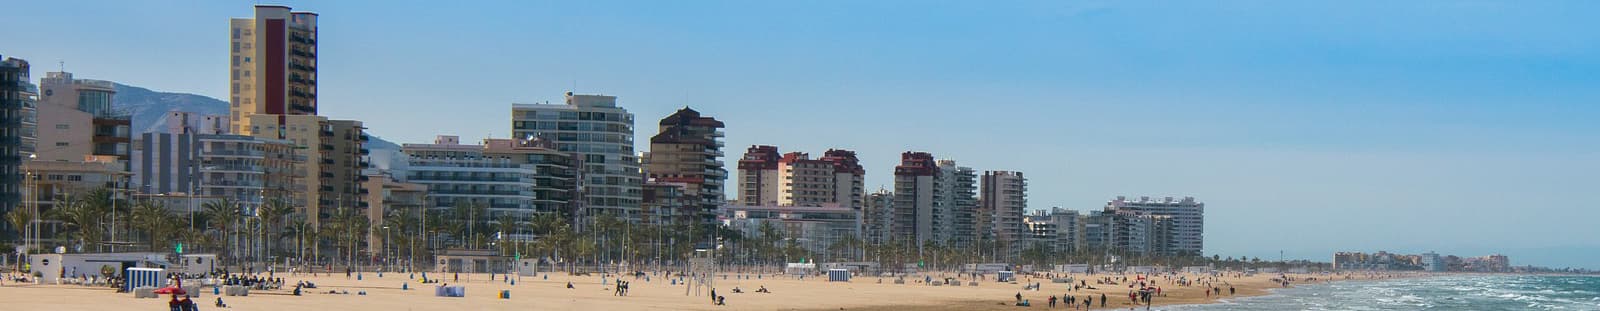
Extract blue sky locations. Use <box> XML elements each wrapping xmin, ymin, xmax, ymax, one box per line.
<box><xmin>3</xmin><ymin>1</ymin><xmax>1597</xmax><ymax>269</ymax></box>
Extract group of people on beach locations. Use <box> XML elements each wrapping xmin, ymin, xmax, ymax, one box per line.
<box><xmin>1036</xmin><ymin>292</ymin><xmax>1104</xmax><ymax>309</ymax></box>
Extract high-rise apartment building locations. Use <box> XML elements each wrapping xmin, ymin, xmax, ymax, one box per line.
<box><xmin>510</xmin><ymin>92</ymin><xmax>639</xmax><ymax>222</ymax></box>
<box><xmin>36</xmin><ymin>71</ymin><xmax>131</xmax><ymax>168</ymax></box>
<box><xmin>229</xmin><ymin>5</ymin><xmax>318</xmax><ymax>134</ymax></box>
<box><xmin>938</xmin><ymin>160</ymin><xmax>977</xmax><ymax>247</ymax></box>
<box><xmin>891</xmin><ymin>151</ymin><xmax>937</xmax><ymax>245</ymax></box>
<box><xmin>1024</xmin><ymin>207</ymin><xmax>1080</xmax><ymax>254</ymax></box>
<box><xmin>860</xmin><ymin>189</ymin><xmax>894</xmax><ymax>247</ymax></box>
<box><xmin>247</xmin><ymin>115</ymin><xmax>366</xmax><ymax>225</ymax></box>
<box><xmin>641</xmin><ymin>181</ymin><xmax>694</xmax><ymax>225</ymax></box>
<box><xmin>644</xmin><ymin>107</ymin><xmax>725</xmax><ymax>226</ymax></box>
<box><xmin>1104</xmin><ymin>196</ymin><xmax>1203</xmax><ymax>256</ymax></box>
<box><xmin>1080</xmin><ymin>209</ymin><xmax>1172</xmax><ymax>257</ymax></box>
<box><xmin>736</xmin><ymin>146</ymin><xmax>865</xmax><ymax>209</ymax></box>
<box><xmin>735</xmin><ymin>145</ymin><xmax>780</xmax><ymax>206</ymax></box>
<box><xmin>0</xmin><ymin>55</ymin><xmax>28</xmax><ymax>236</ymax></box>
<box><xmin>981</xmin><ymin>170</ymin><xmax>1027</xmax><ymax>258</ymax></box>
<box><xmin>400</xmin><ymin>135</ymin><xmax>577</xmax><ymax>219</ymax></box>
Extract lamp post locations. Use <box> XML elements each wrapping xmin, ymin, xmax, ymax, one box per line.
<box><xmin>382</xmin><ymin>225</ymin><xmax>390</xmax><ymax>271</ymax></box>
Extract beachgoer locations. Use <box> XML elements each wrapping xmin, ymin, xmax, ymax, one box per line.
<box><xmin>1016</xmin><ymin>292</ymin><xmax>1023</xmax><ymax>303</ymax></box>
<box><xmin>1048</xmin><ymin>295</ymin><xmax>1057</xmax><ymax>308</ymax></box>
<box><xmin>169</xmin><ymin>295</ymin><xmax>183</xmax><ymax>311</ymax></box>
<box><xmin>711</xmin><ymin>288</ymin><xmax>718</xmax><ymax>304</ymax></box>
<box><xmin>1100</xmin><ymin>293</ymin><xmax>1106</xmax><ymax>307</ymax></box>
<box><xmin>180</xmin><ymin>295</ymin><xmax>196</xmax><ymax>311</ymax></box>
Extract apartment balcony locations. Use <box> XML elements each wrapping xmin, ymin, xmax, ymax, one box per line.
<box><xmin>204</xmin><ymin>180</ymin><xmax>264</xmax><ymax>188</ymax></box>
<box><xmin>202</xmin><ymin>165</ymin><xmax>263</xmax><ymax>173</ymax></box>
<box><xmin>429</xmin><ymin>189</ymin><xmax>527</xmax><ymax>196</ymax></box>
<box><xmin>408</xmin><ymin>176</ymin><xmax>522</xmax><ymax>183</ymax></box>
<box><xmin>290</xmin><ymin>34</ymin><xmax>316</xmax><ymax>45</ymax></box>
<box><xmin>359</xmin><ymin>148</ymin><xmax>370</xmax><ymax>155</ymax></box>
<box><xmin>204</xmin><ymin>149</ymin><xmax>265</xmax><ymax>157</ymax></box>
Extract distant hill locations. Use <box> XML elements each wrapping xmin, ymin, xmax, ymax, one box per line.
<box><xmin>113</xmin><ymin>83</ymin><xmax>229</xmax><ymax>134</ymax></box>
<box><xmin>111</xmin><ymin>83</ymin><xmax>402</xmax><ymax>152</ymax></box>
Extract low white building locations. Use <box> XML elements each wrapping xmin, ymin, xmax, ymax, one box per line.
<box><xmin>27</xmin><ymin>252</ymin><xmax>170</xmax><ymax>283</ymax></box>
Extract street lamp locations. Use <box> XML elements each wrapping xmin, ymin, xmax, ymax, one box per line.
<box><xmin>382</xmin><ymin>225</ymin><xmax>390</xmax><ymax>271</ymax></box>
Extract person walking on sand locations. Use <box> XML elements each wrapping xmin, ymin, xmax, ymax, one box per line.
<box><xmin>711</xmin><ymin>288</ymin><xmax>718</xmax><ymax>304</ymax></box>
<box><xmin>1100</xmin><ymin>293</ymin><xmax>1106</xmax><ymax>307</ymax></box>
<box><xmin>1049</xmin><ymin>295</ymin><xmax>1057</xmax><ymax>308</ymax></box>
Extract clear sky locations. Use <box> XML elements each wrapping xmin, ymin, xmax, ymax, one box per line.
<box><xmin>3</xmin><ymin>1</ymin><xmax>1597</xmax><ymax>269</ymax></box>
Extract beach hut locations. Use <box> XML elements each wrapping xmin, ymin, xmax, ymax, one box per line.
<box><xmin>827</xmin><ymin>269</ymin><xmax>850</xmax><ymax>282</ymax></box>
<box><xmin>996</xmin><ymin>271</ymin><xmax>1015</xmax><ymax>282</ymax></box>
<box><xmin>125</xmin><ymin>267</ymin><xmax>165</xmax><ymax>293</ymax></box>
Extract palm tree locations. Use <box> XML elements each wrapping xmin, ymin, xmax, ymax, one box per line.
<box><xmin>257</xmin><ymin>198</ymin><xmax>294</xmax><ymax>259</ymax></box>
<box><xmin>324</xmin><ymin>207</ymin><xmax>369</xmax><ymax>266</ymax></box>
<box><xmin>202</xmin><ymin>198</ymin><xmax>241</xmax><ymax>260</ymax></box>
<box><xmin>49</xmin><ymin>194</ymin><xmax>108</xmax><ymax>252</ymax></box>
<box><xmin>5</xmin><ymin>208</ymin><xmax>34</xmax><ymax>256</ymax></box>
<box><xmin>130</xmin><ymin>199</ymin><xmax>176</xmax><ymax>251</ymax></box>
<box><xmin>284</xmin><ymin>215</ymin><xmax>313</xmax><ymax>264</ymax></box>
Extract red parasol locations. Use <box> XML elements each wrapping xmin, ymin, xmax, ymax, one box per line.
<box><xmin>154</xmin><ymin>278</ymin><xmax>187</xmax><ymax>295</ymax></box>
<box><xmin>153</xmin><ymin>286</ymin><xmax>187</xmax><ymax>295</ymax></box>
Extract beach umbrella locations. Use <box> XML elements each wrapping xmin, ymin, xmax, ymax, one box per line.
<box><xmin>153</xmin><ymin>286</ymin><xmax>187</xmax><ymax>295</ymax></box>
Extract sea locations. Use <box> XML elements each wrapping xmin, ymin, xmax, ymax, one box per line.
<box><xmin>1162</xmin><ymin>275</ymin><xmax>1600</xmax><ymax>311</ymax></box>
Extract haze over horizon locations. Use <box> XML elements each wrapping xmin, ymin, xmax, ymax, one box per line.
<box><xmin>2</xmin><ymin>1</ymin><xmax>1595</xmax><ymax>269</ymax></box>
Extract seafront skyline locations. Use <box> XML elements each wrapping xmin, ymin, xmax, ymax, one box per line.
<box><xmin>1</xmin><ymin>0</ymin><xmax>1597</xmax><ymax>272</ymax></box>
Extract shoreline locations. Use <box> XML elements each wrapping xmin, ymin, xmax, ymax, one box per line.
<box><xmin>801</xmin><ymin>272</ymin><xmax>1434</xmax><ymax>311</ymax></box>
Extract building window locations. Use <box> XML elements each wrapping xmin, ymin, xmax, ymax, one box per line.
<box><xmin>55</xmin><ymin>124</ymin><xmax>68</xmax><ymax>129</ymax></box>
<box><xmin>55</xmin><ymin>142</ymin><xmax>69</xmax><ymax>147</ymax></box>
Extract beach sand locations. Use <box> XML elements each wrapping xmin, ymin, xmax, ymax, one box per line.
<box><xmin>0</xmin><ymin>270</ymin><xmax>1353</xmax><ymax>310</ymax></box>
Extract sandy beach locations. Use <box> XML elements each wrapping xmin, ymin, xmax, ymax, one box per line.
<box><xmin>0</xmin><ymin>269</ymin><xmax>1401</xmax><ymax>311</ymax></box>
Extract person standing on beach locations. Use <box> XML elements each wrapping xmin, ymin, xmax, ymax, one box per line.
<box><xmin>1049</xmin><ymin>295</ymin><xmax>1057</xmax><ymax>308</ymax></box>
<box><xmin>711</xmin><ymin>288</ymin><xmax>718</xmax><ymax>304</ymax></box>
<box><xmin>1100</xmin><ymin>293</ymin><xmax>1106</xmax><ymax>307</ymax></box>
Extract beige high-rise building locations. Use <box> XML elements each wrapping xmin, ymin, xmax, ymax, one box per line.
<box><xmin>736</xmin><ymin>146</ymin><xmax>864</xmax><ymax>209</ymax></box>
<box><xmin>230</xmin><ymin>5</ymin><xmax>318</xmax><ymax>135</ymax></box>
<box><xmin>247</xmin><ymin>115</ymin><xmax>366</xmax><ymax>226</ymax></box>
<box><xmin>981</xmin><ymin>170</ymin><xmax>1028</xmax><ymax>259</ymax></box>
<box><xmin>644</xmin><ymin>107</ymin><xmax>725</xmax><ymax>225</ymax></box>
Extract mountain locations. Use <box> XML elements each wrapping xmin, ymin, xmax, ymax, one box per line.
<box><xmin>113</xmin><ymin>83</ymin><xmax>229</xmax><ymax>134</ymax></box>
<box><xmin>110</xmin><ymin>83</ymin><xmax>402</xmax><ymax>152</ymax></box>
